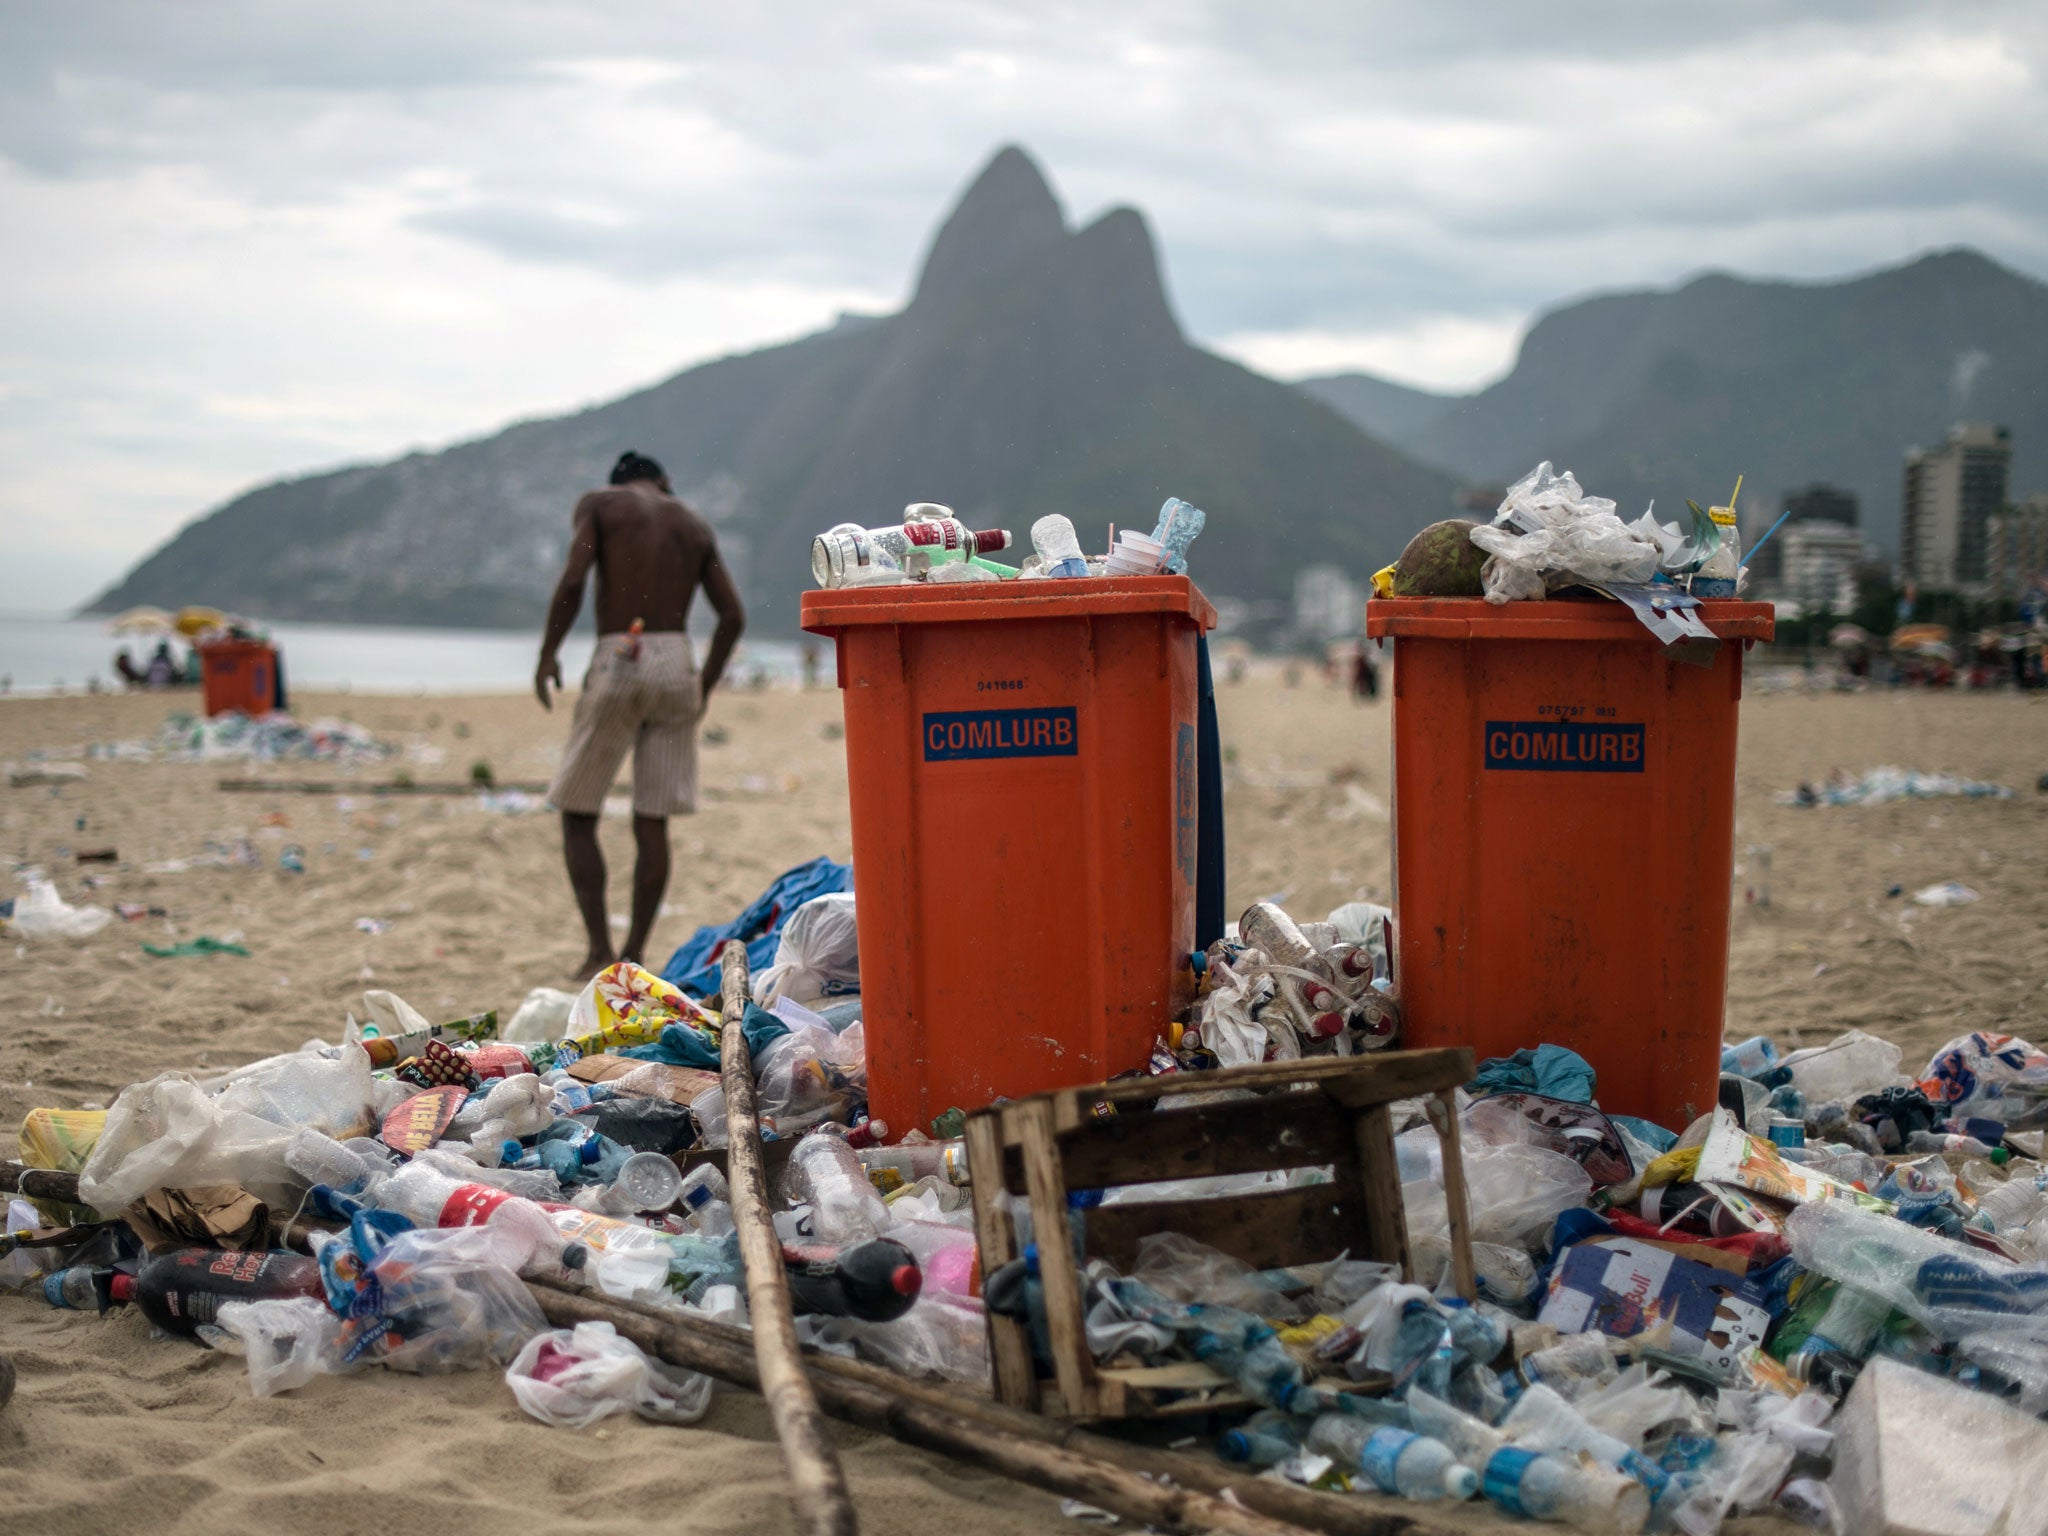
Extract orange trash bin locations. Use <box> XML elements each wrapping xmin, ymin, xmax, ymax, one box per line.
<box><xmin>199</xmin><ymin>640</ymin><xmax>281</xmax><ymax>718</ymax></box>
<box><xmin>802</xmin><ymin>576</ymin><xmax>1216</xmax><ymax>1137</ymax></box>
<box><xmin>1364</xmin><ymin>596</ymin><xmax>1775</xmax><ymax>1131</ymax></box>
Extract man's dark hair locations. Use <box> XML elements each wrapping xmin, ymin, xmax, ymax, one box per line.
<box><xmin>609</xmin><ymin>450</ymin><xmax>666</xmax><ymax>486</ymax></box>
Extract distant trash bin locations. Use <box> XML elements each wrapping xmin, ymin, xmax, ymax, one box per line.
<box><xmin>1364</xmin><ymin>596</ymin><xmax>1775</xmax><ymax>1130</ymax></box>
<box><xmin>200</xmin><ymin>640</ymin><xmax>281</xmax><ymax>718</ymax></box>
<box><xmin>803</xmin><ymin>577</ymin><xmax>1217</xmax><ymax>1137</ymax></box>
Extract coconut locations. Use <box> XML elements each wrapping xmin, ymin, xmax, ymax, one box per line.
<box><xmin>1392</xmin><ymin>519</ymin><xmax>1487</xmax><ymax>597</ymax></box>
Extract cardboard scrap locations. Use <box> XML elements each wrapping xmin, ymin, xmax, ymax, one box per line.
<box><xmin>566</xmin><ymin>1055</ymin><xmax>720</xmax><ymax>1107</ymax></box>
<box><xmin>125</xmin><ymin>1185</ymin><xmax>272</xmax><ymax>1253</ymax></box>
<box><xmin>1539</xmin><ymin>1236</ymin><xmax>1772</xmax><ymax>1375</ymax></box>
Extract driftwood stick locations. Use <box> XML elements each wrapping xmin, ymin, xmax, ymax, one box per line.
<box><xmin>530</xmin><ymin>1280</ymin><xmax>1432</xmax><ymax>1536</ymax></box>
<box><xmin>530</xmin><ymin>1282</ymin><xmax>1362</xmax><ymax>1536</ymax></box>
<box><xmin>0</xmin><ymin>1167</ymin><xmax>82</xmax><ymax>1204</ymax></box>
<box><xmin>718</xmin><ymin>941</ymin><xmax>860</xmax><ymax>1536</ymax></box>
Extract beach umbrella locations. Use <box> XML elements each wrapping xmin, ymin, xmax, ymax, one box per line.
<box><xmin>174</xmin><ymin>606</ymin><xmax>231</xmax><ymax>638</ymax></box>
<box><xmin>106</xmin><ymin>606</ymin><xmax>176</xmax><ymax>634</ymax></box>
<box><xmin>1827</xmin><ymin>623</ymin><xmax>1871</xmax><ymax>649</ymax></box>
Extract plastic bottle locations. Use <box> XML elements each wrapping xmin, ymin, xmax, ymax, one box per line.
<box><xmin>123</xmin><ymin>1247</ymin><xmax>326</xmax><ymax>1336</ymax></box>
<box><xmin>1191</xmin><ymin>1322</ymin><xmax>1310</xmax><ymax>1410</ymax></box>
<box><xmin>783</xmin><ymin>1236</ymin><xmax>922</xmax><ymax>1321</ymax></box>
<box><xmin>1720</xmin><ymin>1036</ymin><xmax>1779</xmax><ymax>1078</ymax></box>
<box><xmin>1237</xmin><ymin>902</ymin><xmax>1350</xmax><ymax>1039</ymax></box>
<box><xmin>814</xmin><ymin>520</ymin><xmax>1009</xmax><ymax>587</ymax></box>
<box><xmin>1905</xmin><ymin>1131</ymin><xmax>2008</xmax><ymax>1162</ymax></box>
<box><xmin>1149</xmin><ymin>497</ymin><xmax>1207</xmax><ymax>575</ymax></box>
<box><xmin>1480</xmin><ymin>1446</ymin><xmax>1651</xmax><ymax>1529</ymax></box>
<box><xmin>1690</xmin><ymin>483</ymin><xmax>1742</xmax><ymax>599</ymax></box>
<box><xmin>1217</xmin><ymin>1409</ymin><xmax>1301</xmax><ymax>1467</ymax></box>
<box><xmin>43</xmin><ymin>1265</ymin><xmax>115</xmax><ymax>1312</ymax></box>
<box><xmin>285</xmin><ymin>1127</ymin><xmax>374</xmax><ymax>1193</ymax></box>
<box><xmin>1501</xmin><ymin>1382</ymin><xmax>1669</xmax><ymax>1500</ymax></box>
<box><xmin>1029</xmin><ymin>515</ymin><xmax>1090</xmax><ymax>579</ymax></box>
<box><xmin>374</xmin><ymin>1159</ymin><xmax>587</xmax><ymax>1283</ymax></box>
<box><xmin>788</xmin><ymin>1132</ymin><xmax>893</xmax><ymax>1241</ymax></box>
<box><xmin>861</xmin><ymin>1139</ymin><xmax>969</xmax><ymax>1187</ymax></box>
<box><xmin>1307</xmin><ymin>1417</ymin><xmax>1480</xmax><ymax>1501</ymax></box>
<box><xmin>1976</xmin><ymin>1173</ymin><xmax>2048</xmax><ymax>1233</ymax></box>
<box><xmin>1508</xmin><ymin>1331</ymin><xmax>1618</xmax><ymax>1398</ymax></box>
<box><xmin>676</xmin><ymin>1164</ymin><xmax>735</xmax><ymax>1236</ymax></box>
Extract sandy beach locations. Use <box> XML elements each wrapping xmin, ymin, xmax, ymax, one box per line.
<box><xmin>3</xmin><ymin>664</ymin><xmax>2045</xmax><ymax>1534</ymax></box>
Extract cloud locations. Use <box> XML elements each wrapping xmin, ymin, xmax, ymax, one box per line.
<box><xmin>1</xmin><ymin>1</ymin><xmax>2045</xmax><ymax>609</ymax></box>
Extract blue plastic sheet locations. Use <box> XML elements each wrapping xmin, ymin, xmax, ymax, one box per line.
<box><xmin>659</xmin><ymin>857</ymin><xmax>851</xmax><ymax>997</ymax></box>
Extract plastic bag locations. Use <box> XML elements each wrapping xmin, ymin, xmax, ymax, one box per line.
<box><xmin>1465</xmin><ymin>1141</ymin><xmax>1593</xmax><ymax>1253</ymax></box>
<box><xmin>216</xmin><ymin>1296</ymin><xmax>349</xmax><ymax>1396</ymax></box>
<box><xmin>812</xmin><ymin>1293</ymin><xmax>989</xmax><ymax>1383</ymax></box>
<box><xmin>506</xmin><ymin>1320</ymin><xmax>712</xmax><ymax>1428</ymax></box>
<box><xmin>1468</xmin><ymin>462</ymin><xmax>1667</xmax><ymax>604</ymax></box>
<box><xmin>8</xmin><ymin>879</ymin><xmax>112</xmax><ymax>940</ymax></box>
<box><xmin>1130</xmin><ymin>1231</ymin><xmax>1313</xmax><ymax>1322</ymax></box>
<box><xmin>1780</xmin><ymin>1029</ymin><xmax>1903</xmax><ymax>1104</ymax></box>
<box><xmin>318</xmin><ymin>1222</ymin><xmax>547</xmax><ymax>1373</ymax></box>
<box><xmin>213</xmin><ymin>1046</ymin><xmax>377</xmax><ymax>1139</ymax></box>
<box><xmin>755</xmin><ymin>1020</ymin><xmax>866</xmax><ymax>1129</ymax></box>
<box><xmin>18</xmin><ymin>1107</ymin><xmax>106</xmax><ymax>1174</ymax></box>
<box><xmin>1921</xmin><ymin>1032</ymin><xmax>2048</xmax><ymax>1125</ymax></box>
<box><xmin>79</xmin><ymin>1073</ymin><xmax>302</xmax><ymax>1211</ymax></box>
<box><xmin>501</xmin><ymin>987</ymin><xmax>576</xmax><ymax>1045</ymax></box>
<box><xmin>753</xmin><ymin>893</ymin><xmax>860</xmax><ymax>1006</ymax></box>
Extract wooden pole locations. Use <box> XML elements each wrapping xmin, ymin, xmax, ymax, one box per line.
<box><xmin>717</xmin><ymin>941</ymin><xmax>860</xmax><ymax>1536</ymax></box>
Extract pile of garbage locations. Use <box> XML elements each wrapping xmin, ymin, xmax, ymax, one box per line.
<box><xmin>85</xmin><ymin>711</ymin><xmax>398</xmax><ymax>766</ymax></box>
<box><xmin>9</xmin><ymin>887</ymin><xmax>2048</xmax><ymax>1532</ymax></box>
<box><xmin>1779</xmin><ymin>767</ymin><xmax>2015</xmax><ymax>808</ymax></box>
<box><xmin>809</xmin><ymin>498</ymin><xmax>1204</xmax><ymax>588</ymax></box>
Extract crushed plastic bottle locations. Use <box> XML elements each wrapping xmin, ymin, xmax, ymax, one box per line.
<box><xmin>1149</xmin><ymin>497</ymin><xmax>1207</xmax><ymax>575</ymax></box>
<box><xmin>1306</xmin><ymin>1417</ymin><xmax>1479</xmax><ymax>1501</ymax></box>
<box><xmin>787</xmin><ymin>1130</ymin><xmax>893</xmax><ymax>1242</ymax></box>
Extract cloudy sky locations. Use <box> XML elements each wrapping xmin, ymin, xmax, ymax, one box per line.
<box><xmin>4</xmin><ymin>2</ymin><xmax>2046</xmax><ymax>612</ymax></box>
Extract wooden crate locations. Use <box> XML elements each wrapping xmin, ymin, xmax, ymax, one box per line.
<box><xmin>966</xmin><ymin>1046</ymin><xmax>1478</xmax><ymax>1420</ymax></box>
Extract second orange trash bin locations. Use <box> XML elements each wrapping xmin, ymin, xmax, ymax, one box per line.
<box><xmin>803</xmin><ymin>577</ymin><xmax>1216</xmax><ymax>1137</ymax></box>
<box><xmin>1365</xmin><ymin>596</ymin><xmax>1775</xmax><ymax>1131</ymax></box>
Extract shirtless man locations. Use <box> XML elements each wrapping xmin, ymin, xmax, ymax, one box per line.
<box><xmin>536</xmin><ymin>451</ymin><xmax>745</xmax><ymax>978</ymax></box>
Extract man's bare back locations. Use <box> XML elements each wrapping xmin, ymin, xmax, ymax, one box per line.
<box><xmin>535</xmin><ymin>454</ymin><xmax>745</xmax><ymax>709</ymax></box>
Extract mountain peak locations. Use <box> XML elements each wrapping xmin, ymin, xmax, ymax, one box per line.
<box><xmin>911</xmin><ymin>145</ymin><xmax>1067</xmax><ymax>311</ymax></box>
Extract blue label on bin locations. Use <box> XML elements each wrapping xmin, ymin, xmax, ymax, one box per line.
<box><xmin>1484</xmin><ymin>720</ymin><xmax>1644</xmax><ymax>772</ymax></box>
<box><xmin>923</xmin><ymin>707</ymin><xmax>1078</xmax><ymax>761</ymax></box>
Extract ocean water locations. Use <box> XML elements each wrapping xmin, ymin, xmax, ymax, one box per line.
<box><xmin>0</xmin><ymin>613</ymin><xmax>807</xmax><ymax>696</ymax></box>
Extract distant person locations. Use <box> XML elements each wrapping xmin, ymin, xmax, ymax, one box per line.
<box><xmin>114</xmin><ymin>648</ymin><xmax>144</xmax><ymax>687</ymax></box>
<box><xmin>801</xmin><ymin>643</ymin><xmax>821</xmax><ymax>689</ymax></box>
<box><xmin>145</xmin><ymin>641</ymin><xmax>177</xmax><ymax>688</ymax></box>
<box><xmin>1352</xmin><ymin>646</ymin><xmax>1378</xmax><ymax>702</ymax></box>
<box><xmin>535</xmin><ymin>450</ymin><xmax>745</xmax><ymax>979</ymax></box>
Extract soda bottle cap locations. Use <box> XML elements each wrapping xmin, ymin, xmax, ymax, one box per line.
<box><xmin>891</xmin><ymin>1263</ymin><xmax>923</xmax><ymax>1299</ymax></box>
<box><xmin>1309</xmin><ymin>1012</ymin><xmax>1346</xmax><ymax>1038</ymax></box>
<box><xmin>109</xmin><ymin>1272</ymin><xmax>136</xmax><ymax>1304</ymax></box>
